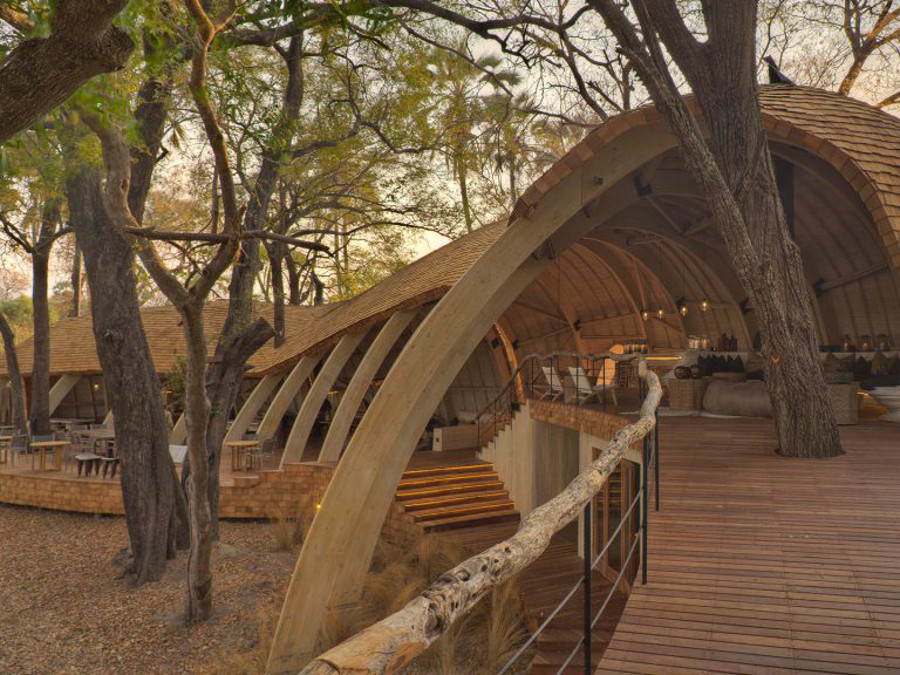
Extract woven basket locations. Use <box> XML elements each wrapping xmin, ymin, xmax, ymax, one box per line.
<box><xmin>668</xmin><ymin>378</ymin><xmax>709</xmax><ymax>410</ymax></box>
<box><xmin>827</xmin><ymin>383</ymin><xmax>859</xmax><ymax>425</ymax></box>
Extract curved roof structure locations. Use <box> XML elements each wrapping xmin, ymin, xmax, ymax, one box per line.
<box><xmin>513</xmin><ymin>85</ymin><xmax>900</xmax><ymax>268</ymax></box>
<box><xmin>2</xmin><ymin>85</ymin><xmax>898</xmax><ymax>381</ymax></box>
<box><xmin>255</xmin><ymin>85</ymin><xmax>900</xmax><ymax>372</ymax></box>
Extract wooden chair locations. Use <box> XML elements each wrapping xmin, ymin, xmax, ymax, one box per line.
<box><xmin>568</xmin><ymin>366</ymin><xmax>618</xmax><ymax>407</ymax></box>
<box><xmin>249</xmin><ymin>438</ymin><xmax>275</xmax><ymax>471</ymax></box>
<box><xmin>65</xmin><ymin>425</ymin><xmax>92</xmax><ymax>472</ymax></box>
<box><xmin>71</xmin><ymin>431</ymin><xmax>104</xmax><ymax>477</ymax></box>
<box><xmin>9</xmin><ymin>434</ymin><xmax>28</xmax><ymax>467</ymax></box>
<box><xmin>99</xmin><ymin>439</ymin><xmax>119</xmax><ymax>478</ymax></box>
<box><xmin>540</xmin><ymin>366</ymin><xmax>566</xmax><ymax>402</ymax></box>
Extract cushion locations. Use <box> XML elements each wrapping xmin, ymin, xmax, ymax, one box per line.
<box><xmin>888</xmin><ymin>355</ymin><xmax>900</xmax><ymax>376</ymax></box>
<box><xmin>823</xmin><ymin>353</ymin><xmax>841</xmax><ymax>373</ymax></box>
<box><xmin>702</xmin><ymin>379</ymin><xmax>773</xmax><ymax>418</ymax></box>
<box><xmin>712</xmin><ymin>372</ymin><xmax>747</xmax><ymax>382</ymax></box>
<box><xmin>860</xmin><ymin>375</ymin><xmax>900</xmax><ymax>390</ymax></box>
<box><xmin>871</xmin><ymin>352</ymin><xmax>888</xmax><ymax>376</ymax></box>
<box><xmin>852</xmin><ymin>357</ymin><xmax>872</xmax><ymax>381</ymax></box>
<box><xmin>825</xmin><ymin>372</ymin><xmax>853</xmax><ymax>385</ymax></box>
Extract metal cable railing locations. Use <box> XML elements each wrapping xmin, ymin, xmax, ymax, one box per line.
<box><xmin>499</xmin><ymin>405</ymin><xmax>659</xmax><ymax>675</ymax></box>
<box><xmin>299</xmin><ymin>368</ymin><xmax>662</xmax><ymax>675</ymax></box>
<box><xmin>498</xmin><ymin>482</ymin><xmax>645</xmax><ymax>673</ymax></box>
<box><xmin>476</xmin><ymin>351</ymin><xmax>621</xmax><ymax>448</ymax></box>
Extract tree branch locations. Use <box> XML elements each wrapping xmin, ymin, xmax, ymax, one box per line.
<box><xmin>120</xmin><ymin>227</ymin><xmax>332</xmax><ymax>253</ymax></box>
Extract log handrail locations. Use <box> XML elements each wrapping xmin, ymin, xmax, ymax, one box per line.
<box><xmin>298</xmin><ymin>367</ymin><xmax>662</xmax><ymax>675</ymax></box>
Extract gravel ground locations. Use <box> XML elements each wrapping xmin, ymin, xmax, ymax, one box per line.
<box><xmin>0</xmin><ymin>505</ymin><xmax>294</xmax><ymax>674</ymax></box>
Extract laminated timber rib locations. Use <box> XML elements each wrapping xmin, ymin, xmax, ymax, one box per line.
<box><xmin>268</xmin><ymin>87</ymin><xmax>900</xmax><ymax>671</ymax></box>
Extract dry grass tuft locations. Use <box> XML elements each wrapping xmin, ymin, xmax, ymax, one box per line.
<box><xmin>207</xmin><ymin>531</ymin><xmax>529</xmax><ymax>674</ymax></box>
<box><xmin>268</xmin><ymin>499</ymin><xmax>315</xmax><ymax>552</ymax></box>
<box><xmin>201</xmin><ymin>602</ymin><xmax>280</xmax><ymax>675</ymax></box>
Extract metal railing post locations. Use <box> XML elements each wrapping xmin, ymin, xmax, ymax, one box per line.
<box><xmin>654</xmin><ymin>407</ymin><xmax>660</xmax><ymax>512</ymax></box>
<box><xmin>642</xmin><ymin>432</ymin><xmax>649</xmax><ymax>586</ymax></box>
<box><xmin>602</xmin><ymin>356</ymin><xmax>607</xmax><ymax>412</ymax></box>
<box><xmin>583</xmin><ymin>500</ymin><xmax>592</xmax><ymax>675</ymax></box>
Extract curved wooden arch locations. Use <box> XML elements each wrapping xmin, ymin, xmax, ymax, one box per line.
<box><xmin>268</xmin><ymin>94</ymin><xmax>900</xmax><ymax>671</ymax></box>
<box><xmin>572</xmin><ymin>242</ymin><xmax>675</xmax><ymax>347</ymax></box>
<box><xmin>266</xmin><ymin>123</ymin><xmax>675</xmax><ymax>672</ymax></box>
<box><xmin>318</xmin><ymin>311</ymin><xmax>418</xmax><ymax>464</ymax></box>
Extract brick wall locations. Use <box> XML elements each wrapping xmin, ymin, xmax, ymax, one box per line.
<box><xmin>0</xmin><ymin>473</ymin><xmax>124</xmax><ymax>514</ymax></box>
<box><xmin>529</xmin><ymin>400</ymin><xmax>629</xmax><ymax>439</ymax></box>
<box><xmin>0</xmin><ymin>463</ymin><xmax>422</xmax><ymax>546</ymax></box>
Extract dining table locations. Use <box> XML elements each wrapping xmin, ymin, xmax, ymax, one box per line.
<box><xmin>224</xmin><ymin>439</ymin><xmax>261</xmax><ymax>471</ymax></box>
<box><xmin>50</xmin><ymin>418</ymin><xmax>96</xmax><ymax>432</ymax></box>
<box><xmin>30</xmin><ymin>440</ymin><xmax>69</xmax><ymax>471</ymax></box>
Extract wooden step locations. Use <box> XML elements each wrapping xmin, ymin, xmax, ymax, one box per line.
<box><xmin>418</xmin><ymin>505</ymin><xmax>519</xmax><ymax>531</ymax></box>
<box><xmin>410</xmin><ymin>500</ymin><xmax>515</xmax><ymax>523</ymax></box>
<box><xmin>400</xmin><ymin>463</ymin><xmax>494</xmax><ymax>480</ymax></box>
<box><xmin>395</xmin><ymin>480</ymin><xmax>505</xmax><ymax>501</ymax></box>
<box><xmin>400</xmin><ymin>489</ymin><xmax>510</xmax><ymax>511</ymax></box>
<box><xmin>530</xmin><ymin>646</ymin><xmax>602</xmax><ymax>672</ymax></box>
<box><xmin>397</xmin><ymin>471</ymin><xmax>500</xmax><ymax>491</ymax></box>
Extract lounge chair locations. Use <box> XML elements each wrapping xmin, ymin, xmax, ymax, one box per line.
<box><xmin>568</xmin><ymin>366</ymin><xmax>618</xmax><ymax>407</ymax></box>
<box><xmin>540</xmin><ymin>366</ymin><xmax>566</xmax><ymax>402</ymax></box>
<box><xmin>249</xmin><ymin>437</ymin><xmax>275</xmax><ymax>471</ymax></box>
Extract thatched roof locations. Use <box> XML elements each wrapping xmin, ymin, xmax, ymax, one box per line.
<box><xmin>0</xmin><ymin>301</ymin><xmax>337</xmax><ymax>378</ymax></box>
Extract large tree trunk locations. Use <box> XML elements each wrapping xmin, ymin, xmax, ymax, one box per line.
<box><xmin>286</xmin><ymin>255</ymin><xmax>303</xmax><ymax>304</ymax></box>
<box><xmin>181</xmin><ymin>303</ymin><xmax>214</xmax><ymax>622</ymax></box>
<box><xmin>594</xmin><ymin>0</ymin><xmax>843</xmax><ymax>458</ymax></box>
<box><xmin>667</xmin><ymin>6</ymin><xmax>841</xmax><ymax>458</ymax></box>
<box><xmin>0</xmin><ymin>0</ymin><xmax>133</xmax><ymax>144</ymax></box>
<box><xmin>69</xmin><ymin>241</ymin><xmax>83</xmax><ymax>317</ymax></box>
<box><xmin>205</xmin><ymin>318</ymin><xmax>274</xmax><ymax>537</ymax></box>
<box><xmin>67</xmin><ymin>168</ymin><xmax>179</xmax><ymax>583</ymax></box>
<box><xmin>202</xmin><ymin>37</ymin><xmax>302</xmax><ymax>534</ymax></box>
<box><xmin>697</xmin><ymin>99</ymin><xmax>839</xmax><ymax>458</ymax></box>
<box><xmin>0</xmin><ymin>311</ymin><xmax>28</xmax><ymax>433</ymax></box>
<box><xmin>268</xmin><ymin>239</ymin><xmax>287</xmax><ymax>347</ymax></box>
<box><xmin>29</xmin><ymin>203</ymin><xmax>58</xmax><ymax>436</ymax></box>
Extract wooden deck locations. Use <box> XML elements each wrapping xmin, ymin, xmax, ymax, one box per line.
<box><xmin>598</xmin><ymin>416</ymin><xmax>900</xmax><ymax>675</ymax></box>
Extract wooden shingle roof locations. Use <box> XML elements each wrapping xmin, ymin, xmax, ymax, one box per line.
<box><xmin>249</xmin><ymin>222</ymin><xmax>505</xmax><ymax>374</ymax></box>
<box><xmin>513</xmin><ymin>85</ymin><xmax>900</xmax><ymax>272</ymax></box>
<box><xmin>0</xmin><ymin>301</ymin><xmax>337</xmax><ymax>378</ymax></box>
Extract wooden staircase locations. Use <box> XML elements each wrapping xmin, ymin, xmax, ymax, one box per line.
<box><xmin>529</xmin><ymin>570</ymin><xmax>627</xmax><ymax>674</ymax></box>
<box><xmin>395</xmin><ymin>462</ymin><xmax>519</xmax><ymax>531</ymax></box>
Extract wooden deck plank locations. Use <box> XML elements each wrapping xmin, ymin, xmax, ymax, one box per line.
<box><xmin>597</xmin><ymin>417</ymin><xmax>900</xmax><ymax>675</ymax></box>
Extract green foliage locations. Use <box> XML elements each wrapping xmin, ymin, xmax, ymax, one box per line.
<box><xmin>162</xmin><ymin>354</ymin><xmax>187</xmax><ymax>414</ymax></box>
<box><xmin>0</xmin><ymin>296</ymin><xmax>33</xmax><ymax>332</ymax></box>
